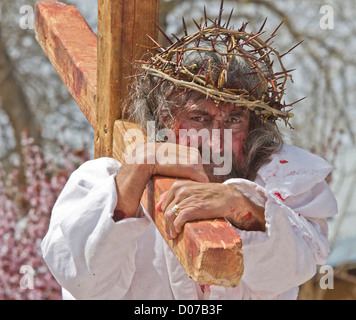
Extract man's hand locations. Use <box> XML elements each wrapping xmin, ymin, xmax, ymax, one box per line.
<box><xmin>114</xmin><ymin>143</ymin><xmax>209</xmax><ymax>221</ymax></box>
<box><xmin>130</xmin><ymin>142</ymin><xmax>209</xmax><ymax>183</ymax></box>
<box><xmin>156</xmin><ymin>181</ymin><xmax>266</xmax><ymax>239</ymax></box>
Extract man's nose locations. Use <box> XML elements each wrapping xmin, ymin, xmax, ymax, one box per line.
<box><xmin>210</xmin><ymin>121</ymin><xmax>224</xmax><ymax>154</ymax></box>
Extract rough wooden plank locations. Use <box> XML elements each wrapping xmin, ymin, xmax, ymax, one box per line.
<box><xmin>95</xmin><ymin>0</ymin><xmax>159</xmax><ymax>158</ymax></box>
<box><xmin>113</xmin><ymin>120</ymin><xmax>147</xmax><ymax>164</ymax></box>
<box><xmin>34</xmin><ymin>1</ymin><xmax>97</xmax><ymax>130</ymax></box>
<box><xmin>147</xmin><ymin>176</ymin><xmax>243</xmax><ymax>287</ymax></box>
<box><xmin>114</xmin><ymin>120</ymin><xmax>244</xmax><ymax>287</ymax></box>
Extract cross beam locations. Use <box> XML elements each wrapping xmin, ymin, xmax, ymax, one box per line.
<box><xmin>35</xmin><ymin>1</ymin><xmax>243</xmax><ymax>287</ymax></box>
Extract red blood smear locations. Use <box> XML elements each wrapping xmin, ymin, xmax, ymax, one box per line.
<box><xmin>243</xmin><ymin>212</ymin><xmax>252</xmax><ymax>220</ymax></box>
<box><xmin>280</xmin><ymin>160</ymin><xmax>288</xmax><ymax>164</ymax></box>
<box><xmin>200</xmin><ymin>285</ymin><xmax>211</xmax><ymax>294</ymax></box>
<box><xmin>274</xmin><ymin>192</ymin><xmax>285</xmax><ymax>202</ymax></box>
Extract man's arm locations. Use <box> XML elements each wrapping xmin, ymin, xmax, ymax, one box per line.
<box><xmin>114</xmin><ymin>143</ymin><xmax>209</xmax><ymax>221</ymax></box>
<box><xmin>113</xmin><ymin>162</ymin><xmax>152</xmax><ymax>220</ymax></box>
<box><xmin>41</xmin><ymin>158</ymin><xmax>151</xmax><ymax>299</ymax></box>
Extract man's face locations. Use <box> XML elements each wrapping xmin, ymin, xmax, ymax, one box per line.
<box><xmin>172</xmin><ymin>93</ymin><xmax>250</xmax><ymax>182</ymax></box>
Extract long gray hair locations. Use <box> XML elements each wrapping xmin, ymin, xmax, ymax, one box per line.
<box><xmin>123</xmin><ymin>41</ymin><xmax>283</xmax><ymax>181</ymax></box>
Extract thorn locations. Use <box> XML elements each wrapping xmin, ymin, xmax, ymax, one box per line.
<box><xmin>174</xmin><ymin>89</ymin><xmax>192</xmax><ymax>100</ymax></box>
<box><xmin>204</xmin><ymin>6</ymin><xmax>208</xmax><ymax>27</ymax></box>
<box><xmin>270</xmin><ymin>19</ymin><xmax>285</xmax><ymax>38</ymax></box>
<box><xmin>148</xmin><ymin>79</ymin><xmax>166</xmax><ymax>96</ymax></box>
<box><xmin>249</xmin><ymin>79</ymin><xmax>266</xmax><ymax>96</ymax></box>
<box><xmin>239</xmin><ymin>31</ymin><xmax>266</xmax><ymax>47</ymax></box>
<box><xmin>182</xmin><ymin>17</ymin><xmax>188</xmax><ymax>36</ymax></box>
<box><xmin>247</xmin><ymin>45</ymin><xmax>268</xmax><ymax>54</ymax></box>
<box><xmin>291</xmin><ymin>96</ymin><xmax>306</xmax><ymax>105</ymax></box>
<box><xmin>146</xmin><ymin>34</ymin><xmax>164</xmax><ymax>52</ymax></box>
<box><xmin>155</xmin><ymin>23</ymin><xmax>173</xmax><ymax>45</ymax></box>
<box><xmin>210</xmin><ymin>37</ymin><xmax>217</xmax><ymax>51</ymax></box>
<box><xmin>280</xmin><ymin>40</ymin><xmax>304</xmax><ymax>58</ymax></box>
<box><xmin>238</xmin><ymin>21</ymin><xmax>249</xmax><ymax>32</ymax></box>
<box><xmin>192</xmin><ymin>19</ymin><xmax>202</xmax><ymax>31</ymax></box>
<box><xmin>171</xmin><ymin>33</ymin><xmax>182</xmax><ymax>43</ymax></box>
<box><xmin>256</xmin><ymin>46</ymin><xmax>276</xmax><ymax>62</ymax></box>
<box><xmin>283</xmin><ymin>96</ymin><xmax>306</xmax><ymax>108</ymax></box>
<box><xmin>258</xmin><ymin>17</ymin><xmax>268</xmax><ymax>34</ymax></box>
<box><xmin>218</xmin><ymin>0</ymin><xmax>224</xmax><ymax>26</ymax></box>
<box><xmin>226</xmin><ymin>7</ymin><xmax>234</xmax><ymax>29</ymax></box>
<box><xmin>272</xmin><ymin>69</ymin><xmax>296</xmax><ymax>76</ymax></box>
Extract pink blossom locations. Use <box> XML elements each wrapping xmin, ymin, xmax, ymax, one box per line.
<box><xmin>0</xmin><ymin>132</ymin><xmax>89</xmax><ymax>300</ymax></box>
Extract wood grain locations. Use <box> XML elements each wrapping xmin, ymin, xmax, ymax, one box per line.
<box><xmin>144</xmin><ymin>176</ymin><xmax>244</xmax><ymax>286</ymax></box>
<box><xmin>34</xmin><ymin>1</ymin><xmax>97</xmax><ymax>130</ymax></box>
<box><xmin>95</xmin><ymin>0</ymin><xmax>159</xmax><ymax>158</ymax></box>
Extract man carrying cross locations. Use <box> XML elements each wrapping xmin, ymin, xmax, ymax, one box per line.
<box><xmin>41</xmin><ymin>17</ymin><xmax>338</xmax><ymax>300</ymax></box>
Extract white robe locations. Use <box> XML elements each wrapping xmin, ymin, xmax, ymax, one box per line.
<box><xmin>41</xmin><ymin>144</ymin><xmax>338</xmax><ymax>300</ymax></box>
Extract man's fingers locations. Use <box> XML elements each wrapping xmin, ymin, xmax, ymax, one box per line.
<box><xmin>153</xmin><ymin>143</ymin><xmax>209</xmax><ymax>183</ymax></box>
<box><xmin>164</xmin><ymin>202</ymin><xmax>180</xmax><ymax>239</ymax></box>
<box><xmin>173</xmin><ymin>206</ymin><xmax>208</xmax><ymax>234</ymax></box>
<box><xmin>173</xmin><ymin>209</ymin><xmax>191</xmax><ymax>234</ymax></box>
<box><xmin>156</xmin><ymin>191</ymin><xmax>169</xmax><ymax>212</ymax></box>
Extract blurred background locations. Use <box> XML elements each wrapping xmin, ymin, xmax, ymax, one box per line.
<box><xmin>0</xmin><ymin>0</ymin><xmax>355</xmax><ymax>299</ymax></box>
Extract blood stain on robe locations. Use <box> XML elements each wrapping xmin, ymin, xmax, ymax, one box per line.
<box><xmin>274</xmin><ymin>192</ymin><xmax>286</xmax><ymax>202</ymax></box>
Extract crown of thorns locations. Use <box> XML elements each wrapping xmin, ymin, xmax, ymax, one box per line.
<box><xmin>138</xmin><ymin>5</ymin><xmax>304</xmax><ymax>127</ymax></box>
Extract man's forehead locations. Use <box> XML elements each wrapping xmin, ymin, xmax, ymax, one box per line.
<box><xmin>188</xmin><ymin>97</ymin><xmax>248</xmax><ymax>114</ymax></box>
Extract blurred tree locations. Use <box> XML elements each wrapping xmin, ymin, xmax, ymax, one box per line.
<box><xmin>0</xmin><ymin>31</ymin><xmax>40</xmax><ymax>164</ymax></box>
<box><xmin>0</xmin><ymin>0</ymin><xmax>94</xmax><ymax>170</ymax></box>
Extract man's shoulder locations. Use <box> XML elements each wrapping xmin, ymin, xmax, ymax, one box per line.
<box><xmin>273</xmin><ymin>143</ymin><xmax>332</xmax><ymax>170</ymax></box>
<box><xmin>70</xmin><ymin>157</ymin><xmax>122</xmax><ymax>183</ymax></box>
<box><xmin>256</xmin><ymin>143</ymin><xmax>333</xmax><ymax>197</ymax></box>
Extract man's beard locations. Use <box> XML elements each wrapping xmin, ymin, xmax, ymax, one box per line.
<box><xmin>199</xmin><ymin>148</ymin><xmax>246</xmax><ymax>183</ymax></box>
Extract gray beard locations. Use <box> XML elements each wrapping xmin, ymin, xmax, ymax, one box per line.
<box><xmin>200</xmin><ymin>150</ymin><xmax>245</xmax><ymax>183</ymax></box>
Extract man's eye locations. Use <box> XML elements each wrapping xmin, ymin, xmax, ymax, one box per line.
<box><xmin>230</xmin><ymin>117</ymin><xmax>241</xmax><ymax>124</ymax></box>
<box><xmin>191</xmin><ymin>116</ymin><xmax>205</xmax><ymax>122</ymax></box>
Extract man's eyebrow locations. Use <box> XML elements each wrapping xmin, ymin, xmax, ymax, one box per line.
<box><xmin>187</xmin><ymin>109</ymin><xmax>209</xmax><ymax>115</ymax></box>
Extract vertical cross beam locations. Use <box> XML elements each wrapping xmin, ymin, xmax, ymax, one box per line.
<box><xmin>95</xmin><ymin>0</ymin><xmax>159</xmax><ymax>158</ymax></box>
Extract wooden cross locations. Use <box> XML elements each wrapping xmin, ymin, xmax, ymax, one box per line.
<box><xmin>34</xmin><ymin>0</ymin><xmax>243</xmax><ymax>287</ymax></box>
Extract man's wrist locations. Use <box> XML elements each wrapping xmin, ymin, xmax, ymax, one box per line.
<box><xmin>226</xmin><ymin>185</ymin><xmax>266</xmax><ymax>232</ymax></box>
<box><xmin>114</xmin><ymin>162</ymin><xmax>153</xmax><ymax>221</ymax></box>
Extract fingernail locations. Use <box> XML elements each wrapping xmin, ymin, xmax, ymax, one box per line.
<box><xmin>159</xmin><ymin>191</ymin><xmax>168</xmax><ymax>201</ymax></box>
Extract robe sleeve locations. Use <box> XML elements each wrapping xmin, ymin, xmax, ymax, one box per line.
<box><xmin>41</xmin><ymin>158</ymin><xmax>150</xmax><ymax>299</ymax></box>
<box><xmin>223</xmin><ymin>178</ymin><xmax>338</xmax><ymax>296</ymax></box>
